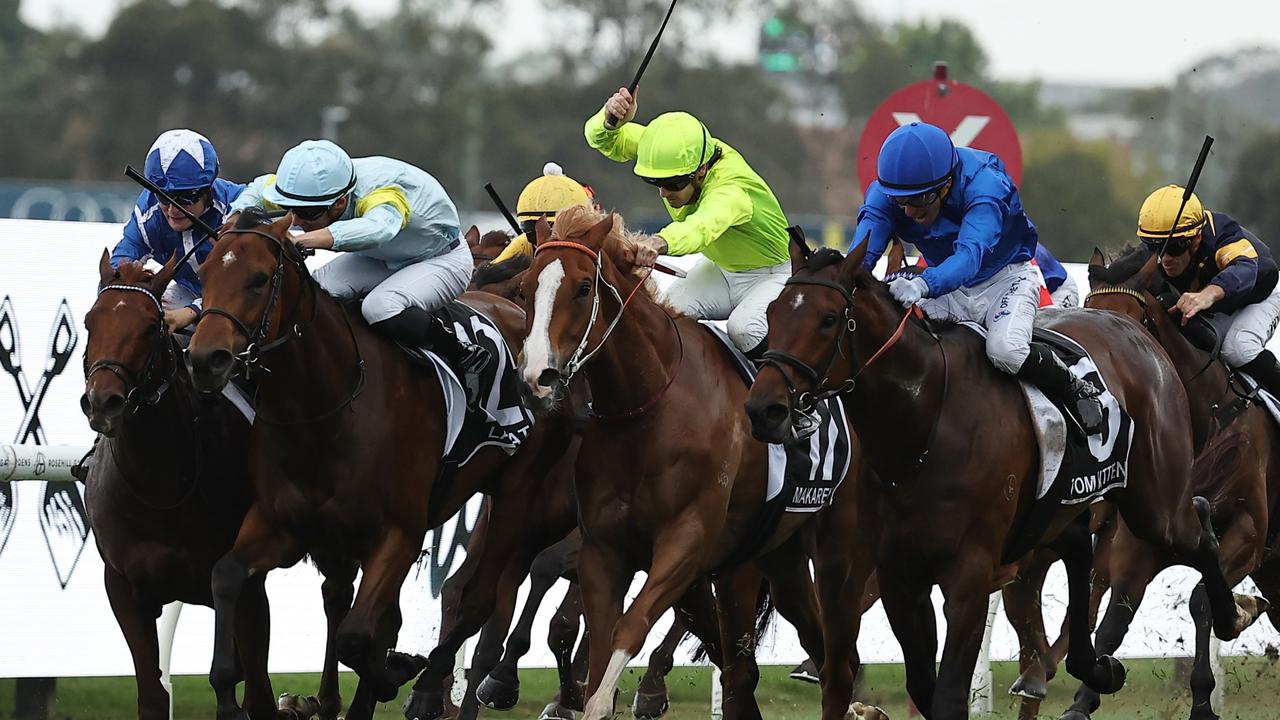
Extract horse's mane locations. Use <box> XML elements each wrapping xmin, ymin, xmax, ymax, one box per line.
<box><xmin>551</xmin><ymin>205</ymin><xmax>665</xmax><ymax>302</ymax></box>
<box><xmin>112</xmin><ymin>260</ymin><xmax>155</xmax><ymax>284</ymax></box>
<box><xmin>235</xmin><ymin>207</ymin><xmax>272</xmax><ymax>229</ymax></box>
<box><xmin>803</xmin><ymin>247</ymin><xmax>846</xmax><ymax>274</ymax></box>
<box><xmin>472</xmin><ymin>254</ymin><xmax>531</xmax><ymax>286</ymax></box>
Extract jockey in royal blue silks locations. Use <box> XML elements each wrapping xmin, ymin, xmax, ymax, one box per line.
<box><xmin>852</xmin><ymin>121</ymin><xmax>1105</xmax><ymax>435</ymax></box>
<box><xmin>111</xmin><ymin>129</ymin><xmax>245</xmax><ymax>333</ymax></box>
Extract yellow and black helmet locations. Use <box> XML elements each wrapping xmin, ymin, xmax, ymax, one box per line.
<box><xmin>1137</xmin><ymin>184</ymin><xmax>1206</xmax><ymax>239</ymax></box>
<box><xmin>515</xmin><ymin>163</ymin><xmax>593</xmax><ymax>224</ymax></box>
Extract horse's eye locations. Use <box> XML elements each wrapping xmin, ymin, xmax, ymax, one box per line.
<box><xmin>248</xmin><ymin>272</ymin><xmax>269</xmax><ymax>290</ymax></box>
<box><xmin>820</xmin><ymin>312</ymin><xmax>838</xmax><ymax>328</ymax></box>
<box><xmin>576</xmin><ymin>280</ymin><xmax>591</xmax><ymax>298</ymax></box>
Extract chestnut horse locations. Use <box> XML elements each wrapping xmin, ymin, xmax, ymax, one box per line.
<box><xmin>82</xmin><ymin>256</ymin><xmax>336</xmax><ymax>720</ymax></box>
<box><xmin>744</xmin><ymin>243</ymin><xmax>1244</xmax><ymax>720</ymax></box>
<box><xmin>518</xmin><ymin>207</ymin><xmax>877</xmax><ymax>720</ymax></box>
<box><xmin>187</xmin><ymin>211</ymin><xmax>575</xmax><ymax>720</ymax></box>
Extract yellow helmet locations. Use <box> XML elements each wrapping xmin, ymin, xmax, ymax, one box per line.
<box><xmin>634</xmin><ymin>112</ymin><xmax>711</xmax><ymax>179</ymax></box>
<box><xmin>1137</xmin><ymin>184</ymin><xmax>1206</xmax><ymax>239</ymax></box>
<box><xmin>516</xmin><ymin>163</ymin><xmax>592</xmax><ymax>223</ymax></box>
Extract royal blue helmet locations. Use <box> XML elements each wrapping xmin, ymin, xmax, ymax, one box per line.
<box><xmin>143</xmin><ymin>129</ymin><xmax>219</xmax><ymax>192</ymax></box>
<box><xmin>876</xmin><ymin>122</ymin><xmax>957</xmax><ymax>197</ymax></box>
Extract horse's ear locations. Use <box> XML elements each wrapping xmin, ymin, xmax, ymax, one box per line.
<box><xmin>464</xmin><ymin>225</ymin><xmax>480</xmax><ymax>247</ymax></box>
<box><xmin>269</xmin><ymin>215</ymin><xmax>292</xmax><ymax>237</ymax></box>
<box><xmin>886</xmin><ymin>237</ymin><xmax>907</xmax><ymax>275</ymax></box>
<box><xmin>839</xmin><ymin>237</ymin><xmax>870</xmax><ymax>285</ymax></box>
<box><xmin>582</xmin><ymin>213</ymin><xmax>615</xmax><ymax>251</ymax></box>
<box><xmin>534</xmin><ymin>218</ymin><xmax>553</xmax><ymax>245</ymax></box>
<box><xmin>150</xmin><ymin>254</ymin><xmax>179</xmax><ymax>297</ymax></box>
<box><xmin>98</xmin><ymin>248</ymin><xmax>116</xmax><ymax>288</ymax></box>
<box><xmin>787</xmin><ymin>226</ymin><xmax>810</xmax><ymax>275</ymax></box>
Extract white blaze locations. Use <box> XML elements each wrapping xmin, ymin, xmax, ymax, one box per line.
<box><xmin>523</xmin><ymin>259</ymin><xmax>564</xmax><ymax>397</ymax></box>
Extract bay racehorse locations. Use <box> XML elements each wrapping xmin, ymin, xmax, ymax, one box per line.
<box><xmin>518</xmin><ymin>206</ymin><xmax>878</xmax><ymax>720</ymax></box>
<box><xmin>744</xmin><ymin>242</ymin><xmax>1244</xmax><ymax>720</ymax></box>
<box><xmin>186</xmin><ymin>211</ymin><xmax>576</xmax><ymax>720</ymax></box>
<box><xmin>82</xmin><ymin>255</ymin><xmax>336</xmax><ymax>720</ymax></box>
<box><xmin>466</xmin><ymin>226</ymin><xmax>513</xmax><ymax>267</ymax></box>
<box><xmin>1065</xmin><ymin>250</ymin><xmax>1277</xmax><ymax>720</ymax></box>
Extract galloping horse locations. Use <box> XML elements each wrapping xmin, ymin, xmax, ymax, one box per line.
<box><xmin>186</xmin><ymin>211</ymin><xmax>576</xmax><ymax>720</ymax></box>
<box><xmin>744</xmin><ymin>242</ymin><xmax>1244</xmax><ymax>720</ymax></box>
<box><xmin>518</xmin><ymin>207</ymin><xmax>876</xmax><ymax>720</ymax></box>
<box><xmin>82</xmin><ymin>256</ymin><xmax>304</xmax><ymax>720</ymax></box>
<box><xmin>1065</xmin><ymin>250</ymin><xmax>1277</xmax><ymax>720</ymax></box>
<box><xmin>466</xmin><ymin>226</ymin><xmax>513</xmax><ymax>267</ymax></box>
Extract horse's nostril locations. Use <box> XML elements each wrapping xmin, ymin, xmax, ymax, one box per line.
<box><xmin>538</xmin><ymin>368</ymin><xmax>562</xmax><ymax>388</ymax></box>
<box><xmin>79</xmin><ymin>393</ymin><xmax>92</xmax><ymax>417</ymax></box>
<box><xmin>207</xmin><ymin>349</ymin><xmax>234</xmax><ymax>375</ymax></box>
<box><xmin>763</xmin><ymin>403</ymin><xmax>789</xmax><ymax>424</ymax></box>
<box><xmin>102</xmin><ymin>394</ymin><xmax>126</xmax><ymax>417</ymax></box>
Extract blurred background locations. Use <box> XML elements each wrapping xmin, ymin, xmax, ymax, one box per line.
<box><xmin>5</xmin><ymin>0</ymin><xmax>1280</xmax><ymax>259</ymax></box>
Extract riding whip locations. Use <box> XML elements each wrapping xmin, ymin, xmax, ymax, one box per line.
<box><xmin>125</xmin><ymin>165</ymin><xmax>221</xmax><ymax>269</ymax></box>
<box><xmin>483</xmin><ymin>182</ymin><xmax>524</xmax><ymax>238</ymax></box>
<box><xmin>605</xmin><ymin>0</ymin><xmax>680</xmax><ymax>129</ymax></box>
<box><xmin>1156</xmin><ymin>135</ymin><xmax>1214</xmax><ymax>259</ymax></box>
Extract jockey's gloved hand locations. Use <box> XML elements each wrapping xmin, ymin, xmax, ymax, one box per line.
<box><xmin>889</xmin><ymin>276</ymin><xmax>929</xmax><ymax>307</ymax></box>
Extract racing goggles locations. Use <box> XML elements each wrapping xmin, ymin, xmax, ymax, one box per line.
<box><xmin>643</xmin><ymin>174</ymin><xmax>695</xmax><ymax>192</ymax></box>
<box><xmin>158</xmin><ymin>187</ymin><xmax>208</xmax><ymax>207</ymax></box>
<box><xmin>891</xmin><ymin>188</ymin><xmax>942</xmax><ymax>210</ymax></box>
<box><xmin>284</xmin><ymin>203</ymin><xmax>333</xmax><ymax>221</ymax></box>
<box><xmin>1142</xmin><ymin>236</ymin><xmax>1193</xmax><ymax>256</ymax></box>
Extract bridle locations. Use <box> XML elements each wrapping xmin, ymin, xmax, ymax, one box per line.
<box><xmin>196</xmin><ymin>223</ymin><xmax>366</xmax><ymax>424</ymax></box>
<box><xmin>532</xmin><ymin>239</ymin><xmax>682</xmax><ymax>419</ymax></box>
<box><xmin>86</xmin><ymin>284</ymin><xmax>174</xmax><ymax>410</ymax></box>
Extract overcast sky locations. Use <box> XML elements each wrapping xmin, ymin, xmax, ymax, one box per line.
<box><xmin>19</xmin><ymin>0</ymin><xmax>1278</xmax><ymax>87</ymax></box>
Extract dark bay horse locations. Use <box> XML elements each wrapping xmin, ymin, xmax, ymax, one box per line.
<box><xmin>82</xmin><ymin>255</ymin><xmax>309</xmax><ymax>720</ymax></box>
<box><xmin>186</xmin><ymin>212</ymin><xmax>576</xmax><ymax>720</ymax></box>
<box><xmin>1060</xmin><ymin>250</ymin><xmax>1277</xmax><ymax>720</ymax></box>
<box><xmin>466</xmin><ymin>226</ymin><xmax>514</xmax><ymax>267</ymax></box>
<box><xmin>518</xmin><ymin>207</ymin><xmax>877</xmax><ymax>720</ymax></box>
<box><xmin>744</xmin><ymin>242</ymin><xmax>1245</xmax><ymax>720</ymax></box>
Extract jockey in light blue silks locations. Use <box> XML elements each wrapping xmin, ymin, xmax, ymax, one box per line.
<box><xmin>852</xmin><ymin>121</ymin><xmax>1105</xmax><ymax>435</ymax></box>
<box><xmin>111</xmin><ymin>129</ymin><xmax>245</xmax><ymax>333</ymax></box>
<box><xmin>231</xmin><ymin>140</ymin><xmax>489</xmax><ymax>405</ymax></box>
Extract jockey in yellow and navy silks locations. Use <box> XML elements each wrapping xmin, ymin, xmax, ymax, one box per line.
<box><xmin>231</xmin><ymin>140</ymin><xmax>489</xmax><ymax>404</ymax></box>
<box><xmin>111</xmin><ymin>129</ymin><xmax>246</xmax><ymax>333</ymax></box>
<box><xmin>853</xmin><ymin>121</ymin><xmax>1105</xmax><ymax>435</ymax></box>
<box><xmin>1135</xmin><ymin>185</ymin><xmax>1280</xmax><ymax>396</ymax></box>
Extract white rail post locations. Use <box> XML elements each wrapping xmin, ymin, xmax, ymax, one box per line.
<box><xmin>969</xmin><ymin>591</ymin><xmax>1002</xmax><ymax>716</ymax></box>
<box><xmin>710</xmin><ymin>666</ymin><xmax>723</xmax><ymax>720</ymax></box>
<box><xmin>1210</xmin><ymin>634</ymin><xmax>1225</xmax><ymax>712</ymax></box>
<box><xmin>451</xmin><ymin>637</ymin><xmax>471</xmax><ymax>707</ymax></box>
<box><xmin>157</xmin><ymin>601</ymin><xmax>183</xmax><ymax>720</ymax></box>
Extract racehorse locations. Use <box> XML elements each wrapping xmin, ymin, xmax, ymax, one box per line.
<box><xmin>744</xmin><ymin>241</ymin><xmax>1245</xmax><ymax>720</ymax></box>
<box><xmin>466</xmin><ymin>226</ymin><xmax>513</xmax><ymax>267</ymax></box>
<box><xmin>186</xmin><ymin>211</ymin><xmax>576</xmax><ymax>720</ymax></box>
<box><xmin>518</xmin><ymin>206</ymin><xmax>877</xmax><ymax>720</ymax></box>
<box><xmin>82</xmin><ymin>255</ymin><xmax>329</xmax><ymax>720</ymax></box>
<box><xmin>469</xmin><ymin>253</ymin><xmax>529</xmax><ymax>302</ymax></box>
<box><xmin>1061</xmin><ymin>250</ymin><xmax>1277</xmax><ymax>720</ymax></box>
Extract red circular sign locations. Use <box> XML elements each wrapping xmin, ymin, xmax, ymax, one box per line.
<box><xmin>856</xmin><ymin>79</ymin><xmax>1022</xmax><ymax>195</ymax></box>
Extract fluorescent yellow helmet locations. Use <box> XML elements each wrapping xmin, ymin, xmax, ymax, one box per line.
<box><xmin>634</xmin><ymin>112</ymin><xmax>711</xmax><ymax>179</ymax></box>
<box><xmin>516</xmin><ymin>163</ymin><xmax>592</xmax><ymax>223</ymax></box>
<box><xmin>1137</xmin><ymin>184</ymin><xmax>1205</xmax><ymax>239</ymax></box>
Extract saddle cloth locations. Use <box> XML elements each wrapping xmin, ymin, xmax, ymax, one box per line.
<box><xmin>699</xmin><ymin>322</ymin><xmax>853</xmax><ymax>513</ymax></box>
<box><xmin>401</xmin><ymin>301</ymin><xmax>534</xmax><ymax>468</ymax></box>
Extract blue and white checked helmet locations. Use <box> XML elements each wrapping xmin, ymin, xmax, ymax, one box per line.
<box><xmin>263</xmin><ymin>140</ymin><xmax>356</xmax><ymax>207</ymax></box>
<box><xmin>143</xmin><ymin>129</ymin><xmax>219</xmax><ymax>192</ymax></box>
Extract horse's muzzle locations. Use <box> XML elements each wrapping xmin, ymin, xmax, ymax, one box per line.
<box><xmin>744</xmin><ymin>394</ymin><xmax>792</xmax><ymax>444</ymax></box>
<box><xmin>81</xmin><ymin>387</ymin><xmax>125</xmax><ymax>436</ymax></box>
<box><xmin>189</xmin><ymin>346</ymin><xmax>236</xmax><ymax>393</ymax></box>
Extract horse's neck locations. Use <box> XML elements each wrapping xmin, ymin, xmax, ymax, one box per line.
<box><xmin>108</xmin><ymin>383</ymin><xmax>196</xmax><ymax>482</ymax></box>
<box><xmin>582</xmin><ymin>291</ymin><xmax>678</xmax><ymax>418</ymax></box>
<box><xmin>257</xmin><ymin>293</ymin><xmax>366</xmax><ymax>422</ymax></box>
<box><xmin>1147</xmin><ymin>307</ymin><xmax>1228</xmax><ymax>445</ymax></box>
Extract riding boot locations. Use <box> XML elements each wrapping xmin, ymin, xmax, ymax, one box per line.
<box><xmin>747</xmin><ymin>337</ymin><xmax>819</xmax><ymax>441</ymax></box>
<box><xmin>1016</xmin><ymin>342</ymin><xmax>1106</xmax><ymax>436</ymax></box>
<box><xmin>1240</xmin><ymin>350</ymin><xmax>1280</xmax><ymax>400</ymax></box>
<box><xmin>373</xmin><ymin>306</ymin><xmax>491</xmax><ymax>408</ymax></box>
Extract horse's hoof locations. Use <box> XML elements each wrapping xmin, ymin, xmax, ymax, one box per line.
<box><xmin>1087</xmin><ymin>655</ymin><xmax>1126</xmax><ymax>695</ymax></box>
<box><xmin>475</xmin><ymin>674</ymin><xmax>520</xmax><ymax>710</ymax></box>
<box><xmin>851</xmin><ymin>702</ymin><xmax>891</xmax><ymax>720</ymax></box>
<box><xmin>789</xmin><ymin>658</ymin><xmax>820</xmax><ymax>684</ymax></box>
<box><xmin>538</xmin><ymin>702</ymin><xmax>576</xmax><ymax>720</ymax></box>
<box><xmin>403</xmin><ymin>688</ymin><xmax>444</xmax><ymax>720</ymax></box>
<box><xmin>1057</xmin><ymin>711</ymin><xmax>1091</xmax><ymax>720</ymax></box>
<box><xmin>1008</xmin><ymin>671</ymin><xmax>1048</xmax><ymax>699</ymax></box>
<box><xmin>386</xmin><ymin>651</ymin><xmax>429</xmax><ymax>688</ymax></box>
<box><xmin>630</xmin><ymin>690</ymin><xmax>670</xmax><ymax>720</ymax></box>
<box><xmin>277</xmin><ymin>694</ymin><xmax>321</xmax><ymax>719</ymax></box>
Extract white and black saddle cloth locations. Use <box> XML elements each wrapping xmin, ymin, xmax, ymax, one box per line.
<box><xmin>401</xmin><ymin>301</ymin><xmax>534</xmax><ymax>469</ymax></box>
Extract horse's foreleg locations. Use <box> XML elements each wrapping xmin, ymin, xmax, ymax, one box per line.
<box><xmin>457</xmin><ymin>564</ymin><xmax>524</xmax><ymax>719</ymax></box>
<box><xmin>674</xmin><ymin>577</ymin><xmax>724</xmax><ymax>668</ymax></box>
<box><xmin>754</xmin><ymin>533</ymin><xmax>825</xmax><ymax>667</ymax></box>
<box><xmin>578</xmin><ymin>540</ymin><xmax>631</xmax><ymax>720</ymax></box>
<box><xmin>103</xmin><ymin>565</ymin><xmax>168</xmax><ymax>720</ymax></box>
<box><xmin>631</xmin><ymin>615</ymin><xmax>684</xmax><ymax>720</ymax></box>
<box><xmin>711</xmin><ymin>564</ymin><xmax>767</xmax><ymax>720</ymax></box>
<box><xmin>932</xmin><ymin>555</ymin><xmax>997</xmax><ymax>720</ymax></box>
<box><xmin>233</xmin><ymin>575</ymin><xmax>278</xmax><ymax>720</ymax></box>
<box><xmin>314</xmin><ymin>562</ymin><xmax>357</xmax><ymax>720</ymax></box>
<box><xmin>210</xmin><ymin>507</ymin><xmax>303</xmax><ymax>720</ymax></box>
<box><xmin>1003</xmin><ymin>547</ymin><xmax>1057</xmax><ymax>713</ymax></box>
<box><xmin>548</xmin><ymin>583</ymin><xmax>585</xmax><ymax>712</ymax></box>
<box><xmin>878</xmin><ymin>571</ymin><xmax>937</xmax><ymax>714</ymax></box>
<box><xmin>337</xmin><ymin>527</ymin><xmax>419</xmax><ymax>703</ymax></box>
<box><xmin>812</xmin><ymin>513</ymin><xmax>877</xmax><ymax>720</ymax></box>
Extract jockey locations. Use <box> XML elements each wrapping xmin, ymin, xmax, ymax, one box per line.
<box><xmin>1035</xmin><ymin>243</ymin><xmax>1080</xmax><ymax>308</ymax></box>
<box><xmin>111</xmin><ymin>129</ymin><xmax>245</xmax><ymax>333</ymax></box>
<box><xmin>585</xmin><ymin>88</ymin><xmax>792</xmax><ymax>360</ymax></box>
<box><xmin>230</xmin><ymin>140</ymin><xmax>489</xmax><ymax>404</ymax></box>
<box><xmin>1135</xmin><ymin>184</ymin><xmax>1280</xmax><ymax>395</ymax></box>
<box><xmin>489</xmin><ymin>162</ymin><xmax>597</xmax><ymax>264</ymax></box>
<box><xmin>854</xmin><ymin>121</ymin><xmax>1105</xmax><ymax>435</ymax></box>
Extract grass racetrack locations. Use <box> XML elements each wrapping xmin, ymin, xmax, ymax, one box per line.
<box><xmin>2</xmin><ymin>657</ymin><xmax>1279</xmax><ymax>719</ymax></box>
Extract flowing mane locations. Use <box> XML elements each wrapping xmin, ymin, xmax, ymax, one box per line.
<box><xmin>550</xmin><ymin>205</ymin><xmax>666</xmax><ymax>302</ymax></box>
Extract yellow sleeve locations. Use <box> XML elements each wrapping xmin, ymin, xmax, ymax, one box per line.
<box><xmin>354</xmin><ymin>185</ymin><xmax>411</xmax><ymax>230</ymax></box>
<box><xmin>584</xmin><ymin>108</ymin><xmax>647</xmax><ymax>164</ymax></box>
<box><xmin>1214</xmin><ymin>238</ymin><xmax>1259</xmax><ymax>268</ymax></box>
<box><xmin>491</xmin><ymin>235</ymin><xmax>533</xmax><ymax>264</ymax></box>
<box><xmin>657</xmin><ymin>184</ymin><xmax>753</xmax><ymax>256</ymax></box>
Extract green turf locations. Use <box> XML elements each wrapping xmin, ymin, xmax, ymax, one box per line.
<box><xmin>1</xmin><ymin>657</ymin><xmax>1278</xmax><ymax>718</ymax></box>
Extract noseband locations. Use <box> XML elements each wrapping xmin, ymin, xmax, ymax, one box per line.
<box><xmin>86</xmin><ymin>284</ymin><xmax>173</xmax><ymax>410</ymax></box>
